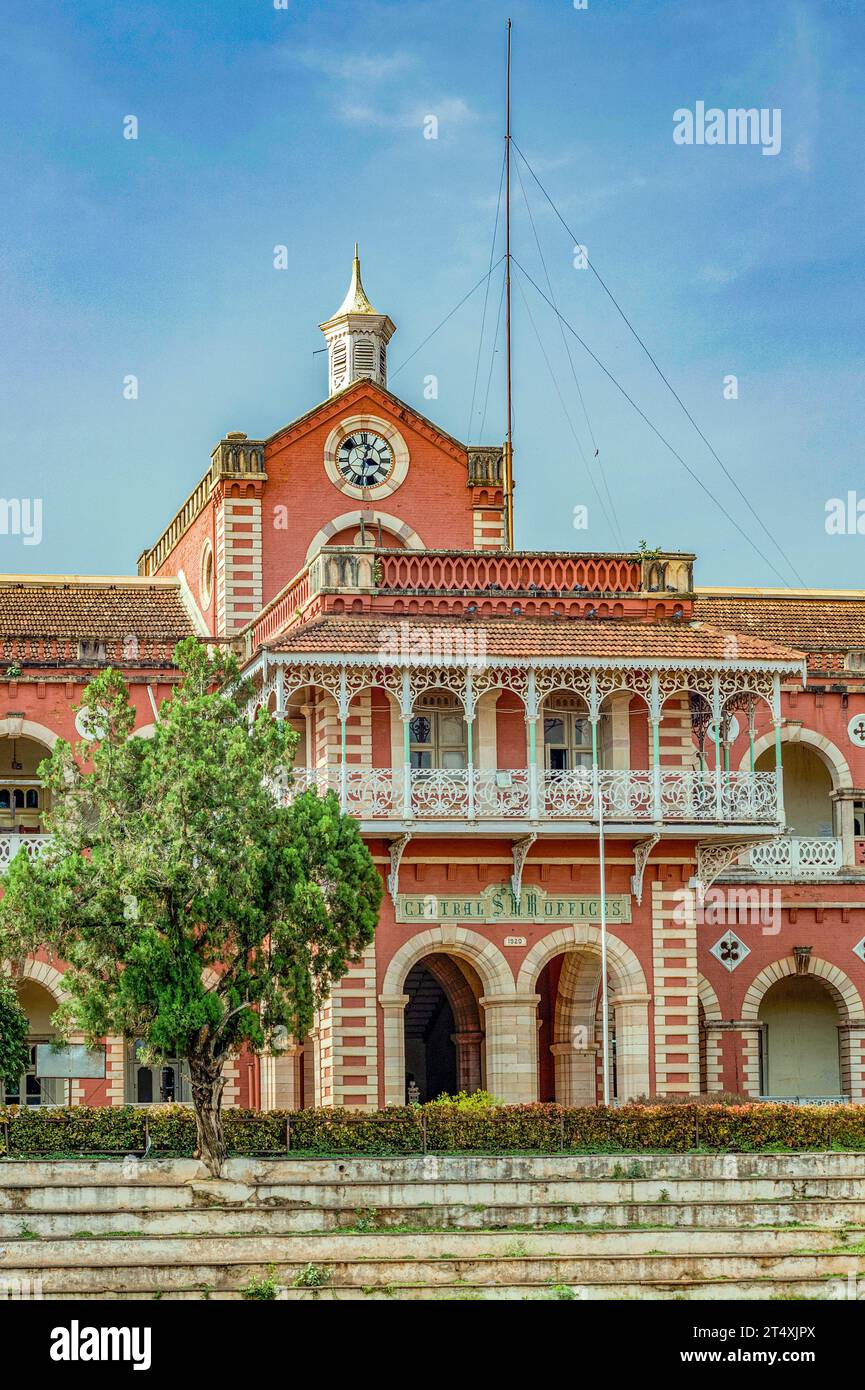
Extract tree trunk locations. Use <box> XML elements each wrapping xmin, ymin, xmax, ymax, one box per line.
<box><xmin>188</xmin><ymin>1054</ymin><xmax>227</xmax><ymax>1177</ymax></box>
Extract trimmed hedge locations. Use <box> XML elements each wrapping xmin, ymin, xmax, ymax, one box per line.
<box><xmin>2</xmin><ymin>1101</ymin><xmax>865</xmax><ymax>1157</ymax></box>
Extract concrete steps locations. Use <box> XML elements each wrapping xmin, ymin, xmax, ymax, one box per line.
<box><xmin>1</xmin><ymin>1153</ymin><xmax>864</xmax><ymax>1300</ymax></box>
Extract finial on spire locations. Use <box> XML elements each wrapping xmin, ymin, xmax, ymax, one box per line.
<box><xmin>331</xmin><ymin>244</ymin><xmax>378</xmax><ymax>318</ymax></box>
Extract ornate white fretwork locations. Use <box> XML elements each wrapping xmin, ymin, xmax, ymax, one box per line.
<box><xmin>387</xmin><ymin>833</ymin><xmax>412</xmax><ymax>907</ymax></box>
<box><xmin>631</xmin><ymin>834</ymin><xmax>661</xmax><ymax>906</ymax></box>
<box><xmin>510</xmin><ymin>833</ymin><xmax>537</xmax><ymax>897</ymax></box>
<box><xmin>693</xmin><ymin>839</ymin><xmax>766</xmax><ymax>894</ymax></box>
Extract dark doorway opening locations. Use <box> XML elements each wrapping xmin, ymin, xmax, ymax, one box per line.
<box><xmin>404</xmin><ymin>962</ymin><xmax>457</xmax><ymax>1101</ymax></box>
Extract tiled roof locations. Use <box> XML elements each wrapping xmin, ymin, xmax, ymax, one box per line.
<box><xmin>0</xmin><ymin>577</ymin><xmax>197</xmax><ymax>641</ymax></box>
<box><xmin>269</xmin><ymin>614</ymin><xmax>804</xmax><ymax>666</ymax></box>
<box><xmin>695</xmin><ymin>590</ymin><xmax>865</xmax><ymax>675</ymax></box>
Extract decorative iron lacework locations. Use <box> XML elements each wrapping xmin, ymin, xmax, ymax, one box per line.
<box><xmin>250</xmin><ymin>655</ymin><xmax>789</xmax><ymax>722</ymax></box>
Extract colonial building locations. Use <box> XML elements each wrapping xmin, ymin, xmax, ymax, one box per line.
<box><xmin>4</xmin><ymin>253</ymin><xmax>865</xmax><ymax>1110</ymax></box>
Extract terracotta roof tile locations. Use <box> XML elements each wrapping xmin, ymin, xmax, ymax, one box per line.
<box><xmin>694</xmin><ymin>591</ymin><xmax>865</xmax><ymax>675</ymax></box>
<box><xmin>0</xmin><ymin>578</ymin><xmax>196</xmax><ymax>642</ymax></box>
<box><xmin>270</xmin><ymin>614</ymin><xmax>804</xmax><ymax>665</ymax></box>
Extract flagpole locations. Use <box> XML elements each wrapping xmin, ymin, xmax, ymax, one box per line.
<box><xmin>504</xmin><ymin>17</ymin><xmax>515</xmax><ymax>549</ymax></box>
<box><xmin>599</xmin><ymin>790</ymin><xmax>611</xmax><ymax>1105</ymax></box>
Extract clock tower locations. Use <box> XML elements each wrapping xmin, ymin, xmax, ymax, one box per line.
<box><xmin>319</xmin><ymin>245</ymin><xmax>396</xmax><ymax>395</ymax></box>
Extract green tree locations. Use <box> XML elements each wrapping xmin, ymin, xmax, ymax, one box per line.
<box><xmin>0</xmin><ymin>977</ymin><xmax>29</xmax><ymax>1097</ymax></box>
<box><xmin>0</xmin><ymin>639</ymin><xmax>382</xmax><ymax>1173</ymax></box>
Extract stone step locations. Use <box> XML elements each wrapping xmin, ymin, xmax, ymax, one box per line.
<box><xmin>4</xmin><ymin>1199</ymin><xmax>865</xmax><ymax>1238</ymax></box>
<box><xmin>5</xmin><ymin>1176</ymin><xmax>865</xmax><ymax>1213</ymax></box>
<box><xmin>2</xmin><ymin>1152</ymin><xmax>864</xmax><ymax>1187</ymax></box>
<box><xmin>3</xmin><ymin>1227</ymin><xmax>863</xmax><ymax>1262</ymax></box>
<box><xmin>2</xmin><ymin>1249</ymin><xmax>864</xmax><ymax>1296</ymax></box>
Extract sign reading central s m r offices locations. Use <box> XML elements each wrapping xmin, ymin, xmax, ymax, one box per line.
<box><xmin>396</xmin><ymin>883</ymin><xmax>631</xmax><ymax>926</ymax></box>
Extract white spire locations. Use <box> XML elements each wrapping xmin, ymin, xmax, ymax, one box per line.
<box><xmin>319</xmin><ymin>246</ymin><xmax>396</xmax><ymax>396</ymax></box>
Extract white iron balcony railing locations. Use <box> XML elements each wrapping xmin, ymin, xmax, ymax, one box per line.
<box><xmin>0</xmin><ymin>834</ymin><xmax>53</xmax><ymax>869</ymax></box>
<box><xmin>281</xmin><ymin>767</ymin><xmax>779</xmax><ymax>824</ymax></box>
<box><xmin>740</xmin><ymin>836</ymin><xmax>843</xmax><ymax>879</ymax></box>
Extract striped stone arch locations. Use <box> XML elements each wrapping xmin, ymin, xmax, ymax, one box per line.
<box><xmin>3</xmin><ymin>956</ymin><xmax>68</xmax><ymax>1001</ymax></box>
<box><xmin>698</xmin><ymin>973</ymin><xmax>722</xmax><ymax>1022</ymax></box>
<box><xmin>305</xmin><ymin>511</ymin><xmax>425</xmax><ymax>563</ymax></box>
<box><xmin>518</xmin><ymin>926</ymin><xmax>650</xmax><ymax>1104</ymax></box>
<box><xmin>740</xmin><ymin>726</ymin><xmax>853</xmax><ymax>789</ymax></box>
<box><xmin>382</xmin><ymin>927</ymin><xmax>514</xmax><ymax>1000</ymax></box>
<box><xmin>0</xmin><ymin>718</ymin><xmax>59</xmax><ymax>749</ymax></box>
<box><xmin>741</xmin><ymin>955</ymin><xmax>865</xmax><ymax>1023</ymax></box>
<box><xmin>379</xmin><ymin>928</ymin><xmax>515</xmax><ymax>1107</ymax></box>
<box><xmin>517</xmin><ymin>925</ymin><xmax>648</xmax><ymax>998</ymax></box>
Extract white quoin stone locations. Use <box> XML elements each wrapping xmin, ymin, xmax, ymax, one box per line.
<box><xmin>319</xmin><ymin>245</ymin><xmax>396</xmax><ymax>396</ymax></box>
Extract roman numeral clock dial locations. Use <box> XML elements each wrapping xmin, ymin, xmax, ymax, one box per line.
<box><xmin>337</xmin><ymin>431</ymin><xmax>393</xmax><ymax>489</ymax></box>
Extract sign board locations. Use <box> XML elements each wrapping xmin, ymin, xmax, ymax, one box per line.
<box><xmin>35</xmin><ymin>1044</ymin><xmax>106</xmax><ymax>1080</ymax></box>
<box><xmin>396</xmin><ymin>882</ymin><xmax>632</xmax><ymax>926</ymax></box>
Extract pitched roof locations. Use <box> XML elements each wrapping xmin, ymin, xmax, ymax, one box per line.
<box><xmin>0</xmin><ymin>577</ymin><xmax>197</xmax><ymax>642</ymax></box>
<box><xmin>694</xmin><ymin>589</ymin><xmax>865</xmax><ymax>675</ymax></box>
<box><xmin>268</xmin><ymin>614</ymin><xmax>804</xmax><ymax>667</ymax></box>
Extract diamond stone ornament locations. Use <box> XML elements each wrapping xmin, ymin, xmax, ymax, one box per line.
<box><xmin>710</xmin><ymin>930</ymin><xmax>751</xmax><ymax>973</ymax></box>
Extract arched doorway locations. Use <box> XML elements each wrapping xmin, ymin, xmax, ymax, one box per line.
<box><xmin>403</xmin><ymin>954</ymin><xmax>485</xmax><ymax>1103</ymax></box>
<box><xmin>1</xmin><ymin>979</ymin><xmax>62</xmax><ymax>1106</ymax></box>
<box><xmin>525</xmin><ymin>930</ymin><xmax>650</xmax><ymax>1105</ymax></box>
<box><xmin>537</xmin><ymin>952</ymin><xmax>617</xmax><ymax>1104</ymax></box>
<box><xmin>758</xmin><ymin>975</ymin><xmax>842</xmax><ymax>1098</ymax></box>
<box><xmin>755</xmin><ymin>743</ymin><xmax>834</xmax><ymax>837</ymax></box>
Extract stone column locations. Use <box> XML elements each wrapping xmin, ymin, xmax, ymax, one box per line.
<box><xmin>452</xmin><ymin>1030</ymin><xmax>484</xmax><ymax>1094</ymax></box>
<box><xmin>379</xmin><ymin>992</ymin><xmax>410</xmax><ymax>1106</ymax></box>
<box><xmin>838</xmin><ymin>1024</ymin><xmax>865</xmax><ymax>1103</ymax></box>
<box><xmin>260</xmin><ymin>1046</ymin><xmax>303</xmax><ymax>1111</ymax></box>
<box><xmin>611</xmin><ymin>992</ymin><xmax>652</xmax><ymax>1101</ymax></box>
<box><xmin>480</xmin><ymin>992</ymin><xmax>540</xmax><ymax>1103</ymax></box>
<box><xmin>551</xmin><ymin>1040</ymin><xmax>598</xmax><ymax>1105</ymax></box>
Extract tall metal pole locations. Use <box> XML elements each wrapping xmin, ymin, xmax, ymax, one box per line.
<box><xmin>598</xmin><ymin>787</ymin><xmax>611</xmax><ymax>1106</ymax></box>
<box><xmin>504</xmin><ymin>17</ymin><xmax>515</xmax><ymax>549</ymax></box>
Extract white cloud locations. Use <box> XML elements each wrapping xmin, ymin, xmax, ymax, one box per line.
<box><xmin>340</xmin><ymin>94</ymin><xmax>478</xmax><ymax>133</ymax></box>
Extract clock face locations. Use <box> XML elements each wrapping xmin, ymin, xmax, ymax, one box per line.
<box><xmin>337</xmin><ymin>431</ymin><xmax>393</xmax><ymax>488</ymax></box>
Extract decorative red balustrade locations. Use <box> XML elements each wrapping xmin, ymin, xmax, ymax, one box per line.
<box><xmin>251</xmin><ymin>568</ymin><xmax>315</xmax><ymax>647</ymax></box>
<box><xmin>376</xmin><ymin>551</ymin><xmax>642</xmax><ymax>595</ymax></box>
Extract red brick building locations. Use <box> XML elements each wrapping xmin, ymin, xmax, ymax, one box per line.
<box><xmin>4</xmin><ymin>253</ymin><xmax>865</xmax><ymax>1110</ymax></box>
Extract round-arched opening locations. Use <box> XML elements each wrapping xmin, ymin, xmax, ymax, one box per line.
<box><xmin>401</xmin><ymin>953</ymin><xmax>485</xmax><ymax>1103</ymax></box>
<box><xmin>755</xmin><ymin>743</ymin><xmax>834</xmax><ymax>837</ymax></box>
<box><xmin>0</xmin><ymin>735</ymin><xmax>51</xmax><ymax>833</ymax></box>
<box><xmin>536</xmin><ymin>950</ymin><xmax>616</xmax><ymax>1105</ymax></box>
<box><xmin>758</xmin><ymin>975</ymin><xmax>842</xmax><ymax>1098</ymax></box>
<box><xmin>0</xmin><ymin>979</ymin><xmax>61</xmax><ymax>1106</ymax></box>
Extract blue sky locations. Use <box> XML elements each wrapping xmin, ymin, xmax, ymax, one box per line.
<box><xmin>1</xmin><ymin>0</ymin><xmax>863</xmax><ymax>586</ymax></box>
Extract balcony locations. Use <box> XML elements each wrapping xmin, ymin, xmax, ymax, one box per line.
<box><xmin>284</xmin><ymin>766</ymin><xmax>779</xmax><ymax>828</ymax></box>
<box><xmin>0</xmin><ymin>833</ymin><xmax>52</xmax><ymax>868</ymax></box>
<box><xmin>738</xmin><ymin>836</ymin><xmax>843</xmax><ymax>880</ymax></box>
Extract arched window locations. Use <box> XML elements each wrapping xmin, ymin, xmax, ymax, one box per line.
<box><xmin>0</xmin><ymin>789</ymin><xmax>10</xmax><ymax>810</ymax></box>
<box><xmin>25</xmin><ymin>790</ymin><xmax>39</xmax><ymax>809</ymax></box>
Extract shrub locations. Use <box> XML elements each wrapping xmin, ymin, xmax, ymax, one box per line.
<box><xmin>1</xmin><ymin>1100</ymin><xmax>864</xmax><ymax>1157</ymax></box>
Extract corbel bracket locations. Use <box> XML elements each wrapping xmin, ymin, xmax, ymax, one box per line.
<box><xmin>387</xmin><ymin>832</ymin><xmax>412</xmax><ymax>908</ymax></box>
<box><xmin>631</xmin><ymin>833</ymin><xmax>661</xmax><ymax>906</ymax></box>
<box><xmin>511</xmin><ymin>832</ymin><xmax>538</xmax><ymax>898</ymax></box>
